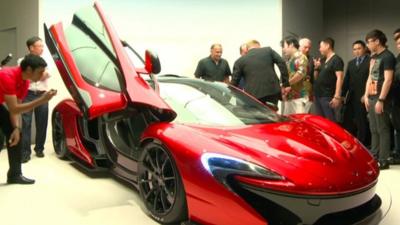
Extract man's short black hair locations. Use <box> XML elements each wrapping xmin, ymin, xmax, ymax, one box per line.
<box><xmin>352</xmin><ymin>40</ymin><xmax>367</xmax><ymax>48</ymax></box>
<box><xmin>365</xmin><ymin>29</ymin><xmax>387</xmax><ymax>46</ymax></box>
<box><xmin>20</xmin><ymin>54</ymin><xmax>47</xmax><ymax>71</ymax></box>
<box><xmin>281</xmin><ymin>36</ymin><xmax>299</xmax><ymax>49</ymax></box>
<box><xmin>321</xmin><ymin>37</ymin><xmax>335</xmax><ymax>50</ymax></box>
<box><xmin>26</xmin><ymin>36</ymin><xmax>42</xmax><ymax>48</ymax></box>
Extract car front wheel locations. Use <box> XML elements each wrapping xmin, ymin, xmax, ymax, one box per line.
<box><xmin>52</xmin><ymin>110</ymin><xmax>69</xmax><ymax>159</ymax></box>
<box><xmin>138</xmin><ymin>142</ymin><xmax>188</xmax><ymax>224</ymax></box>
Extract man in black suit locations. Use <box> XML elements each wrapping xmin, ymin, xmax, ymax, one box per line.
<box><xmin>231</xmin><ymin>40</ymin><xmax>290</xmax><ymax>105</ymax></box>
<box><xmin>341</xmin><ymin>40</ymin><xmax>371</xmax><ymax>147</ymax></box>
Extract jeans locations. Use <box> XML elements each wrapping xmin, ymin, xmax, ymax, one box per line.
<box><xmin>314</xmin><ymin>96</ymin><xmax>336</xmax><ymax>122</ymax></box>
<box><xmin>21</xmin><ymin>90</ymin><xmax>49</xmax><ymax>157</ymax></box>
<box><xmin>0</xmin><ymin>105</ymin><xmax>22</xmax><ymax>177</ymax></box>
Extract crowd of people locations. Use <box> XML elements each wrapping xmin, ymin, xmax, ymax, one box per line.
<box><xmin>194</xmin><ymin>28</ymin><xmax>400</xmax><ymax>170</ymax></box>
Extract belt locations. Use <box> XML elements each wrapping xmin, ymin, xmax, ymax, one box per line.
<box><xmin>28</xmin><ymin>90</ymin><xmax>46</xmax><ymax>95</ymax></box>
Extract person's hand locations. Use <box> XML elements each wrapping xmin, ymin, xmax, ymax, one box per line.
<box><xmin>363</xmin><ymin>95</ymin><xmax>369</xmax><ymax>111</ymax></box>
<box><xmin>9</xmin><ymin>128</ymin><xmax>20</xmax><ymax>147</ymax></box>
<box><xmin>223</xmin><ymin>76</ymin><xmax>230</xmax><ymax>84</ymax></box>
<box><xmin>329</xmin><ymin>97</ymin><xmax>341</xmax><ymax>108</ymax></box>
<box><xmin>375</xmin><ymin>101</ymin><xmax>384</xmax><ymax>114</ymax></box>
<box><xmin>42</xmin><ymin>89</ymin><xmax>57</xmax><ymax>102</ymax></box>
<box><xmin>281</xmin><ymin>86</ymin><xmax>291</xmax><ymax>95</ymax></box>
<box><xmin>313</xmin><ymin>58</ymin><xmax>321</xmax><ymax>69</ymax></box>
<box><xmin>282</xmin><ymin>94</ymin><xmax>287</xmax><ymax>101</ymax></box>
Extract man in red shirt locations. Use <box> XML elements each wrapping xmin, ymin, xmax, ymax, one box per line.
<box><xmin>0</xmin><ymin>54</ymin><xmax>57</xmax><ymax>184</ymax></box>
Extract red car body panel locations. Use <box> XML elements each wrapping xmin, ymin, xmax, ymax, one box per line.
<box><xmin>55</xmin><ymin>99</ymin><xmax>95</xmax><ymax>167</ymax></box>
<box><xmin>140</xmin><ymin>117</ymin><xmax>379</xmax><ymax>224</ymax></box>
<box><xmin>186</xmin><ymin>119</ymin><xmax>378</xmax><ymax>194</ymax></box>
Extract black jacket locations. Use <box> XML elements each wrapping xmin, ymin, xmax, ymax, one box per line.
<box><xmin>231</xmin><ymin>47</ymin><xmax>289</xmax><ymax>99</ymax></box>
<box><xmin>342</xmin><ymin>55</ymin><xmax>370</xmax><ymax>103</ymax></box>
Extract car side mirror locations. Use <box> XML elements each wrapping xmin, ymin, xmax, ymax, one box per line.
<box><xmin>145</xmin><ymin>50</ymin><xmax>161</xmax><ymax>74</ymax></box>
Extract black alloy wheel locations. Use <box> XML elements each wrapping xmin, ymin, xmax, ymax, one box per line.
<box><xmin>138</xmin><ymin>142</ymin><xmax>187</xmax><ymax>224</ymax></box>
<box><xmin>52</xmin><ymin>110</ymin><xmax>69</xmax><ymax>159</ymax></box>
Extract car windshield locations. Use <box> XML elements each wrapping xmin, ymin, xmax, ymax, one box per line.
<box><xmin>158</xmin><ymin>79</ymin><xmax>286</xmax><ymax>126</ymax></box>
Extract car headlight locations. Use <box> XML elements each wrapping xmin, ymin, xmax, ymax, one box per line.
<box><xmin>201</xmin><ymin>153</ymin><xmax>283</xmax><ymax>189</ymax></box>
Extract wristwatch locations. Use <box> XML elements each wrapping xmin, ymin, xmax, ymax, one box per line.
<box><xmin>378</xmin><ymin>98</ymin><xmax>385</xmax><ymax>102</ymax></box>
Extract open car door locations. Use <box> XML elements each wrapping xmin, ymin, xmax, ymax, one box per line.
<box><xmin>45</xmin><ymin>2</ymin><xmax>175</xmax><ymax>121</ymax></box>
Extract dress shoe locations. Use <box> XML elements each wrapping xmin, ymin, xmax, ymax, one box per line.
<box><xmin>7</xmin><ymin>175</ymin><xmax>35</xmax><ymax>184</ymax></box>
<box><xmin>35</xmin><ymin>151</ymin><xmax>45</xmax><ymax>158</ymax></box>
<box><xmin>22</xmin><ymin>155</ymin><xmax>31</xmax><ymax>163</ymax></box>
<box><xmin>379</xmin><ymin>160</ymin><xmax>390</xmax><ymax>170</ymax></box>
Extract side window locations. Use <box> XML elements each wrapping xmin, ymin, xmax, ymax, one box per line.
<box><xmin>64</xmin><ymin>6</ymin><xmax>122</xmax><ymax>92</ymax></box>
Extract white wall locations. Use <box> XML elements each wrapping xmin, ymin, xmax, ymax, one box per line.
<box><xmin>42</xmin><ymin>0</ymin><xmax>283</xmax><ymax>76</ymax></box>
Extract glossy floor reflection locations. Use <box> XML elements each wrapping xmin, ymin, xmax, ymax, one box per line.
<box><xmin>0</xmin><ymin>142</ymin><xmax>399</xmax><ymax>225</ymax></box>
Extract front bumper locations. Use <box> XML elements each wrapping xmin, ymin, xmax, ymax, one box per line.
<box><xmin>233</xmin><ymin>180</ymin><xmax>381</xmax><ymax>225</ymax></box>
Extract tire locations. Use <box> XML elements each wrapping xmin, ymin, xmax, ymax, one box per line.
<box><xmin>138</xmin><ymin>142</ymin><xmax>188</xmax><ymax>224</ymax></box>
<box><xmin>52</xmin><ymin>110</ymin><xmax>70</xmax><ymax>159</ymax></box>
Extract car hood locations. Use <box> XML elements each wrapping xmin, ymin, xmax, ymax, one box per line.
<box><xmin>186</xmin><ymin>118</ymin><xmax>379</xmax><ymax>193</ymax></box>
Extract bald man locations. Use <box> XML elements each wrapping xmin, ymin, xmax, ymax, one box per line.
<box><xmin>194</xmin><ymin>43</ymin><xmax>231</xmax><ymax>82</ymax></box>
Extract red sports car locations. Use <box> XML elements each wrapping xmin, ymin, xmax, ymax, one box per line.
<box><xmin>46</xmin><ymin>2</ymin><xmax>381</xmax><ymax>225</ymax></box>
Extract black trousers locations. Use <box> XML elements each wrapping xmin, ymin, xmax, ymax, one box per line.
<box><xmin>368</xmin><ymin>97</ymin><xmax>392</xmax><ymax>161</ymax></box>
<box><xmin>0</xmin><ymin>105</ymin><xmax>22</xmax><ymax>177</ymax></box>
<box><xmin>342</xmin><ymin>99</ymin><xmax>371</xmax><ymax>147</ymax></box>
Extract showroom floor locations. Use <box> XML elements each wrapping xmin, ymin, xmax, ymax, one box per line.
<box><xmin>0</xmin><ymin>142</ymin><xmax>399</xmax><ymax>225</ymax></box>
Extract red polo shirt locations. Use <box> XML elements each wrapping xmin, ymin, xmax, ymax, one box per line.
<box><xmin>0</xmin><ymin>66</ymin><xmax>30</xmax><ymax>104</ymax></box>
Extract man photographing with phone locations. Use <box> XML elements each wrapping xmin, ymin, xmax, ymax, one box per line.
<box><xmin>0</xmin><ymin>54</ymin><xmax>57</xmax><ymax>184</ymax></box>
